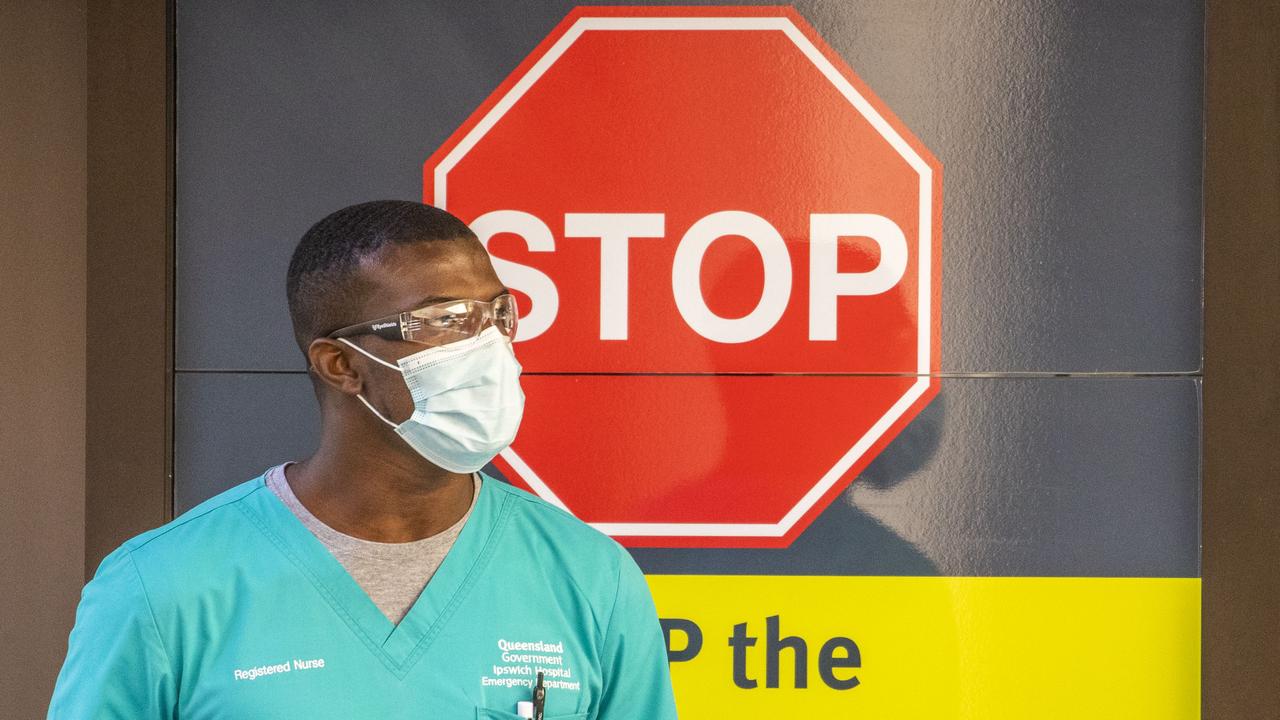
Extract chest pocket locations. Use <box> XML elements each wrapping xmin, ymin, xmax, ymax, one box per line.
<box><xmin>476</xmin><ymin>710</ymin><xmax>588</xmax><ymax>720</ymax></box>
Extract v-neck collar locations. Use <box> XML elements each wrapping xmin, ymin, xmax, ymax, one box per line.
<box><xmin>236</xmin><ymin>469</ymin><xmax>513</xmax><ymax>678</ymax></box>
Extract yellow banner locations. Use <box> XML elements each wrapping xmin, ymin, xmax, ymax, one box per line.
<box><xmin>647</xmin><ymin>575</ymin><xmax>1200</xmax><ymax>719</ymax></box>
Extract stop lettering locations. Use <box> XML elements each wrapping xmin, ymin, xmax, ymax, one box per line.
<box><xmin>425</xmin><ymin>6</ymin><xmax>942</xmax><ymax>547</ymax></box>
<box><xmin>471</xmin><ymin>210</ymin><xmax>908</xmax><ymax>344</ymax></box>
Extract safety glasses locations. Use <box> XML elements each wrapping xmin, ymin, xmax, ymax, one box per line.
<box><xmin>327</xmin><ymin>293</ymin><xmax>519</xmax><ymax>346</ymax></box>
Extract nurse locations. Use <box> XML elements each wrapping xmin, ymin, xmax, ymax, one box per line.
<box><xmin>48</xmin><ymin>200</ymin><xmax>679</xmax><ymax>719</ymax></box>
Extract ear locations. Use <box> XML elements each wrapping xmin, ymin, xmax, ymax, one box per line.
<box><xmin>307</xmin><ymin>337</ymin><xmax>364</xmax><ymax>396</ymax></box>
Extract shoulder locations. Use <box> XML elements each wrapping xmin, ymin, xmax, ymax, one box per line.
<box><xmin>120</xmin><ymin>474</ymin><xmax>268</xmax><ymax>557</ymax></box>
<box><xmin>74</xmin><ymin>473</ymin><xmax>274</xmax><ymax>647</ymax></box>
<box><xmin>486</xmin><ymin>476</ymin><xmax>628</xmax><ymax>560</ymax></box>
<box><xmin>90</xmin><ymin>473</ymin><xmax>273</xmax><ymax>601</ymax></box>
<box><xmin>485</xmin><ymin>476</ymin><xmax>642</xmax><ymax>595</ymax></box>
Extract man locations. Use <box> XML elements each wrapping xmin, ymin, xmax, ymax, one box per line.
<box><xmin>48</xmin><ymin>200</ymin><xmax>678</xmax><ymax>719</ymax></box>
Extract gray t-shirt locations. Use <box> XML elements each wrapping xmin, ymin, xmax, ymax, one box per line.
<box><xmin>265</xmin><ymin>462</ymin><xmax>480</xmax><ymax>625</ymax></box>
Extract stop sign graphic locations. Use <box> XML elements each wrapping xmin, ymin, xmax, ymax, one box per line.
<box><xmin>425</xmin><ymin>6</ymin><xmax>941</xmax><ymax>548</ymax></box>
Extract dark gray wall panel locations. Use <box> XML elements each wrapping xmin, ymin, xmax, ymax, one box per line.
<box><xmin>633</xmin><ymin>375</ymin><xmax>1200</xmax><ymax>578</ymax></box>
<box><xmin>177</xmin><ymin>374</ymin><xmax>1199</xmax><ymax>578</ymax></box>
<box><xmin>174</xmin><ymin>372</ymin><xmax>320</xmax><ymax>513</ymax></box>
<box><xmin>176</xmin><ymin>0</ymin><xmax>1202</xmax><ymax>374</ymax></box>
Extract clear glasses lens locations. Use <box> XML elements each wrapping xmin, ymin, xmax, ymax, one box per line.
<box><xmin>493</xmin><ymin>294</ymin><xmax>519</xmax><ymax>337</ymax></box>
<box><xmin>405</xmin><ymin>294</ymin><xmax>519</xmax><ymax>345</ymax></box>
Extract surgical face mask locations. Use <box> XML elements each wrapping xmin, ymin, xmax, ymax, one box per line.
<box><xmin>338</xmin><ymin>326</ymin><xmax>524</xmax><ymax>473</ymax></box>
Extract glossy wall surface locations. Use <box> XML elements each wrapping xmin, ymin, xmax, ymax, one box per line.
<box><xmin>173</xmin><ymin>1</ymin><xmax>1202</xmax><ymax>715</ymax></box>
<box><xmin>175</xmin><ymin>0</ymin><xmax>1201</xmax><ymax>568</ymax></box>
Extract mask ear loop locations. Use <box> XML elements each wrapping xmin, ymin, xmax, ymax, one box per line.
<box><xmin>337</xmin><ymin>337</ymin><xmax>401</xmax><ymax>371</ymax></box>
<box><xmin>337</xmin><ymin>338</ymin><xmax>402</xmax><ymax>429</ymax></box>
<box><xmin>354</xmin><ymin>393</ymin><xmax>399</xmax><ymax>429</ymax></box>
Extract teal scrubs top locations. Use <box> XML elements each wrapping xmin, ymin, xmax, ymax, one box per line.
<box><xmin>48</xmin><ymin>471</ymin><xmax>678</xmax><ymax>719</ymax></box>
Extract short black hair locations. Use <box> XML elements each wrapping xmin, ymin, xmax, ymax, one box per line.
<box><xmin>286</xmin><ymin>200</ymin><xmax>476</xmax><ymax>355</ymax></box>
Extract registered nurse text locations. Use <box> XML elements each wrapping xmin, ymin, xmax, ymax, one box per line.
<box><xmin>233</xmin><ymin>658</ymin><xmax>326</xmax><ymax>681</ymax></box>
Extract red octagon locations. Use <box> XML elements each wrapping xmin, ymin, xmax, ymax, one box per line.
<box><xmin>425</xmin><ymin>5</ymin><xmax>942</xmax><ymax>548</ymax></box>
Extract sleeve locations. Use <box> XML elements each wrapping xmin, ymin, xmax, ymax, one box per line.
<box><xmin>46</xmin><ymin>546</ymin><xmax>177</xmax><ymax>720</ymax></box>
<box><xmin>596</xmin><ymin>546</ymin><xmax>679</xmax><ymax>720</ymax></box>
